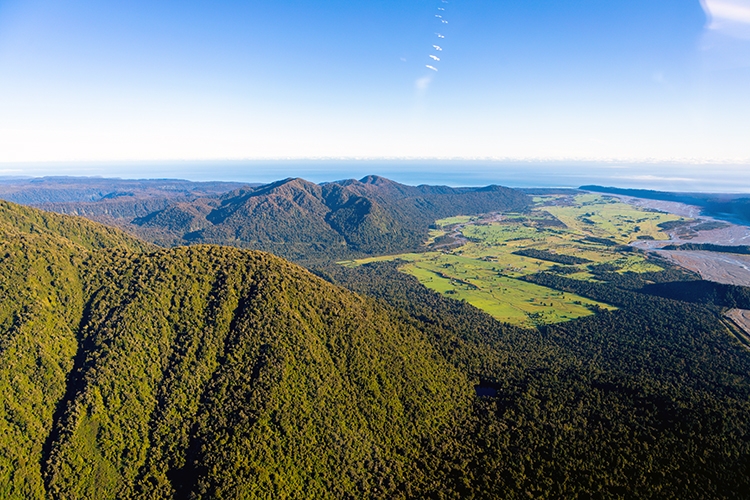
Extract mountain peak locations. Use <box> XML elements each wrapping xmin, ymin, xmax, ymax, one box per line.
<box><xmin>358</xmin><ymin>175</ymin><xmax>399</xmax><ymax>186</ymax></box>
<box><xmin>359</xmin><ymin>175</ymin><xmax>396</xmax><ymax>185</ymax></box>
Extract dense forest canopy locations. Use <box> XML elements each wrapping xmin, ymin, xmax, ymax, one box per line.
<box><xmin>1</xmin><ymin>185</ymin><xmax>750</xmax><ymax>498</ymax></box>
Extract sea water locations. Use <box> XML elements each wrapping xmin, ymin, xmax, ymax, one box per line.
<box><xmin>2</xmin><ymin>160</ymin><xmax>749</xmax><ymax>193</ymax></box>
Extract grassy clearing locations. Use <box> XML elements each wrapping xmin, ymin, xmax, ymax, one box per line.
<box><xmin>425</xmin><ymin>229</ymin><xmax>447</xmax><ymax>245</ymax></box>
<box><xmin>544</xmin><ymin>193</ymin><xmax>684</xmax><ymax>243</ymax></box>
<box><xmin>400</xmin><ymin>261</ymin><xmax>614</xmax><ymax>328</ymax></box>
<box><xmin>434</xmin><ymin>215</ymin><xmax>476</xmax><ymax>226</ymax></box>
<box><xmin>462</xmin><ymin>223</ymin><xmax>546</xmax><ymax>245</ymax></box>
<box><xmin>344</xmin><ymin>193</ymin><xmax>687</xmax><ymax>328</ymax></box>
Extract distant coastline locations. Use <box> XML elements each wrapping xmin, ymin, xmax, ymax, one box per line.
<box><xmin>1</xmin><ymin>159</ymin><xmax>749</xmax><ymax>193</ymax></box>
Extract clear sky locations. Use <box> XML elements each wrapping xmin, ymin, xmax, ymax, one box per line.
<box><xmin>0</xmin><ymin>0</ymin><xmax>749</xmax><ymax>165</ymax></box>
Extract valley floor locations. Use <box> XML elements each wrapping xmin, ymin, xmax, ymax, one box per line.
<box><xmin>345</xmin><ymin>192</ymin><xmax>750</xmax><ymax>325</ymax></box>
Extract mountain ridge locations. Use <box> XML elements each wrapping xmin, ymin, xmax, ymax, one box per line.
<box><xmin>0</xmin><ymin>201</ymin><xmax>474</xmax><ymax>499</ymax></box>
<box><xmin>9</xmin><ymin>175</ymin><xmax>531</xmax><ymax>262</ymax></box>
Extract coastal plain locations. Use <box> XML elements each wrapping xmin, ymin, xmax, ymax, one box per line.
<box><xmin>343</xmin><ymin>194</ymin><xmax>685</xmax><ymax>328</ymax></box>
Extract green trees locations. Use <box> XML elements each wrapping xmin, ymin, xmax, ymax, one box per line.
<box><xmin>85</xmin><ymin>176</ymin><xmax>531</xmax><ymax>263</ymax></box>
<box><xmin>41</xmin><ymin>247</ymin><xmax>473</xmax><ymax>499</ymax></box>
<box><xmin>512</xmin><ymin>248</ymin><xmax>592</xmax><ymax>265</ymax></box>
<box><xmin>324</xmin><ymin>261</ymin><xmax>750</xmax><ymax>498</ymax></box>
<box><xmin>2</xmin><ymin>198</ymin><xmax>750</xmax><ymax>498</ymax></box>
<box><xmin>0</xmin><ymin>200</ymin><xmax>149</xmax><ymax>498</ymax></box>
<box><xmin>0</xmin><ymin>202</ymin><xmax>474</xmax><ymax>499</ymax></box>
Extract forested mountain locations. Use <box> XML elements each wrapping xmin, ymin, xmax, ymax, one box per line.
<box><xmin>2</xmin><ymin>199</ymin><xmax>750</xmax><ymax>498</ymax></box>
<box><xmin>15</xmin><ymin>175</ymin><xmax>530</xmax><ymax>262</ymax></box>
<box><xmin>176</xmin><ymin>176</ymin><xmax>529</xmax><ymax>261</ymax></box>
<box><xmin>0</xmin><ymin>201</ymin><xmax>152</xmax><ymax>497</ymax></box>
<box><xmin>44</xmin><ymin>248</ymin><xmax>477</xmax><ymax>499</ymax></box>
<box><xmin>1</xmin><ymin>200</ymin><xmax>475</xmax><ymax>498</ymax></box>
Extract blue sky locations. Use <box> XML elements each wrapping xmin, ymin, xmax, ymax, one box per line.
<box><xmin>0</xmin><ymin>0</ymin><xmax>749</xmax><ymax>166</ymax></box>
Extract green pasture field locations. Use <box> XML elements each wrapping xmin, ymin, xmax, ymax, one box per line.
<box><xmin>461</xmin><ymin>223</ymin><xmax>547</xmax><ymax>245</ymax></box>
<box><xmin>434</xmin><ymin>215</ymin><xmax>476</xmax><ymax>226</ymax></box>
<box><xmin>543</xmin><ymin>193</ymin><xmax>684</xmax><ymax>242</ymax></box>
<box><xmin>425</xmin><ymin>228</ymin><xmax>446</xmax><ymax>245</ymax></box>
<box><xmin>399</xmin><ymin>260</ymin><xmax>615</xmax><ymax>328</ymax></box>
<box><xmin>343</xmin><ymin>193</ymin><xmax>686</xmax><ymax>328</ymax></box>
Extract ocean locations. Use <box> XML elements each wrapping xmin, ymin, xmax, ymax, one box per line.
<box><xmin>2</xmin><ymin>160</ymin><xmax>749</xmax><ymax>193</ymax></box>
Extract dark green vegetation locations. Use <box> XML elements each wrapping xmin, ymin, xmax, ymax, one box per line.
<box><xmin>512</xmin><ymin>248</ymin><xmax>592</xmax><ymax>265</ymax></box>
<box><xmin>663</xmin><ymin>242</ymin><xmax>750</xmax><ymax>255</ymax></box>
<box><xmin>148</xmin><ymin>176</ymin><xmax>529</xmax><ymax>262</ymax></box>
<box><xmin>581</xmin><ymin>236</ymin><xmax>619</xmax><ymax>246</ymax></box>
<box><xmin>1</xmin><ymin>200</ymin><xmax>474</xmax><ymax>499</ymax></box>
<box><xmin>324</xmin><ymin>261</ymin><xmax>750</xmax><ymax>499</ymax></box>
<box><xmin>11</xmin><ymin>175</ymin><xmax>530</xmax><ymax>263</ymax></box>
<box><xmin>46</xmin><ymin>249</ymin><xmax>473</xmax><ymax>499</ymax></box>
<box><xmin>2</xmin><ymin>188</ymin><xmax>750</xmax><ymax>498</ymax></box>
<box><xmin>344</xmin><ymin>194</ymin><xmax>675</xmax><ymax>327</ymax></box>
<box><xmin>644</xmin><ymin>279</ymin><xmax>750</xmax><ymax>309</ymax></box>
<box><xmin>0</xmin><ymin>201</ymin><xmax>152</xmax><ymax>497</ymax></box>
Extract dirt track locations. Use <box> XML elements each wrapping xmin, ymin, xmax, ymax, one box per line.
<box><xmin>726</xmin><ymin>309</ymin><xmax>750</xmax><ymax>333</ymax></box>
<box><xmin>725</xmin><ymin>309</ymin><xmax>750</xmax><ymax>349</ymax></box>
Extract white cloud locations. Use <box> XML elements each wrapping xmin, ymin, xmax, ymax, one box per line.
<box><xmin>425</xmin><ymin>65</ymin><xmax>438</xmax><ymax>71</ymax></box>
<box><xmin>701</xmin><ymin>0</ymin><xmax>750</xmax><ymax>38</ymax></box>
<box><xmin>429</xmin><ymin>55</ymin><xmax>440</xmax><ymax>61</ymax></box>
<box><xmin>700</xmin><ymin>0</ymin><xmax>750</xmax><ymax>68</ymax></box>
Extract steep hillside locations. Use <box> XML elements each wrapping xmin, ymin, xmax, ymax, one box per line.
<box><xmin>43</xmin><ymin>247</ymin><xmax>471</xmax><ymax>499</ymax></box>
<box><xmin>0</xmin><ymin>200</ymin><xmax>154</xmax><ymax>252</ymax></box>
<box><xmin>0</xmin><ymin>202</ymin><xmax>473</xmax><ymax>499</ymax></box>
<box><xmin>0</xmin><ymin>201</ymin><xmax>152</xmax><ymax>498</ymax></box>
<box><xmin>186</xmin><ymin>179</ymin><xmax>347</xmax><ymax>260</ymax></box>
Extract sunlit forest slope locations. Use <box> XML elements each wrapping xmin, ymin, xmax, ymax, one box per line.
<box><xmin>1</xmin><ymin>199</ymin><xmax>750</xmax><ymax>499</ymax></box>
